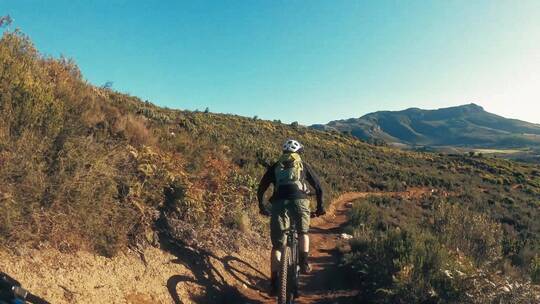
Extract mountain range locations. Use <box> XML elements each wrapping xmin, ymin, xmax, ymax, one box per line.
<box><xmin>311</xmin><ymin>103</ymin><xmax>540</xmax><ymax>149</ymax></box>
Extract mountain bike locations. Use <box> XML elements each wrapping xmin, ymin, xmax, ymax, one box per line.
<box><xmin>277</xmin><ymin>211</ymin><xmax>321</xmax><ymax>304</ymax></box>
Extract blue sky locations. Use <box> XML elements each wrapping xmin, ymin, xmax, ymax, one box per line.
<box><xmin>2</xmin><ymin>0</ymin><xmax>540</xmax><ymax>124</ymax></box>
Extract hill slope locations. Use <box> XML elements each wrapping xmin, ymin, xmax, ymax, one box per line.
<box><xmin>1</xmin><ymin>31</ymin><xmax>539</xmax><ymax>303</ymax></box>
<box><xmin>312</xmin><ymin>104</ymin><xmax>540</xmax><ymax>148</ymax></box>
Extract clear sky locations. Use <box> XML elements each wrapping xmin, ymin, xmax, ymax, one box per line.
<box><xmin>2</xmin><ymin>0</ymin><xmax>540</xmax><ymax>124</ymax></box>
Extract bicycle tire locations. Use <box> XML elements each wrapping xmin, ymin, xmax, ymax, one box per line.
<box><xmin>290</xmin><ymin>240</ymin><xmax>299</xmax><ymax>301</ymax></box>
<box><xmin>278</xmin><ymin>245</ymin><xmax>290</xmax><ymax>304</ymax></box>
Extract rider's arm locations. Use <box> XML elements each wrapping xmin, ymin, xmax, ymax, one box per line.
<box><xmin>304</xmin><ymin>163</ymin><xmax>324</xmax><ymax>210</ymax></box>
<box><xmin>257</xmin><ymin>164</ymin><xmax>275</xmax><ymax>207</ymax></box>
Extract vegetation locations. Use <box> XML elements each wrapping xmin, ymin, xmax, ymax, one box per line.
<box><xmin>0</xmin><ymin>30</ymin><xmax>538</xmax><ymax>299</ymax></box>
<box><xmin>341</xmin><ymin>196</ymin><xmax>539</xmax><ymax>303</ymax></box>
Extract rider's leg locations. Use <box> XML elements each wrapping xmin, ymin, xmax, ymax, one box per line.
<box><xmin>269</xmin><ymin>248</ymin><xmax>281</xmax><ymax>295</ymax></box>
<box><xmin>269</xmin><ymin>200</ymin><xmax>288</xmax><ymax>295</ymax></box>
<box><xmin>296</xmin><ymin>199</ymin><xmax>312</xmax><ymax>274</ymax></box>
<box><xmin>271</xmin><ymin>248</ymin><xmax>281</xmax><ymax>272</ymax></box>
<box><xmin>299</xmin><ymin>234</ymin><xmax>311</xmax><ymax>274</ymax></box>
<box><xmin>270</xmin><ymin>200</ymin><xmax>287</xmax><ymax>271</ymax></box>
<box><xmin>300</xmin><ymin>233</ymin><xmax>309</xmax><ymax>253</ymax></box>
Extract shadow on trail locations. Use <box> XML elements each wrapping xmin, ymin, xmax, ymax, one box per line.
<box><xmin>309</xmin><ymin>226</ymin><xmax>341</xmax><ymax>235</ymax></box>
<box><xmin>222</xmin><ymin>255</ymin><xmax>267</xmax><ymax>292</ymax></box>
<box><xmin>302</xmin><ymin>248</ymin><xmax>355</xmax><ymax>294</ymax></box>
<box><xmin>311</xmin><ymin>295</ymin><xmax>359</xmax><ymax>304</ymax></box>
<box><xmin>157</xmin><ymin>213</ymin><xmax>267</xmax><ymax>304</ymax></box>
<box><xmin>309</xmin><ymin>215</ymin><xmax>349</xmax><ymax>236</ymax></box>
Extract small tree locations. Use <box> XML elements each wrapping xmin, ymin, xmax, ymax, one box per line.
<box><xmin>0</xmin><ymin>15</ymin><xmax>13</xmax><ymax>28</ymax></box>
<box><xmin>102</xmin><ymin>81</ymin><xmax>113</xmax><ymax>89</ymax></box>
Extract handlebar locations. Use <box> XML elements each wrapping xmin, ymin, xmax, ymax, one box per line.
<box><xmin>1</xmin><ymin>273</ymin><xmax>50</xmax><ymax>304</ymax></box>
<box><xmin>12</xmin><ymin>286</ymin><xmax>28</xmax><ymax>300</ymax></box>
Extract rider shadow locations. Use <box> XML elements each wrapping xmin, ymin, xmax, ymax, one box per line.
<box><xmin>163</xmin><ymin>240</ymin><xmax>266</xmax><ymax>304</ymax></box>
<box><xmin>0</xmin><ymin>272</ymin><xmax>51</xmax><ymax>304</ymax></box>
<box><xmin>157</xmin><ymin>214</ymin><xmax>266</xmax><ymax>304</ymax></box>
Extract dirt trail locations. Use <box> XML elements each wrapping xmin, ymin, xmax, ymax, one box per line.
<box><xmin>0</xmin><ymin>189</ymin><xmax>430</xmax><ymax>304</ymax></box>
<box><xmin>240</xmin><ymin>188</ymin><xmax>431</xmax><ymax>304</ymax></box>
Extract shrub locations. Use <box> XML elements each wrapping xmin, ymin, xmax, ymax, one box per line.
<box><xmin>344</xmin><ymin>227</ymin><xmax>466</xmax><ymax>303</ymax></box>
<box><xmin>393</xmin><ymin>232</ymin><xmax>465</xmax><ymax>303</ymax></box>
<box><xmin>530</xmin><ymin>255</ymin><xmax>540</xmax><ymax>284</ymax></box>
<box><xmin>433</xmin><ymin>201</ymin><xmax>503</xmax><ymax>265</ymax></box>
<box><xmin>347</xmin><ymin>201</ymin><xmax>383</xmax><ymax>232</ymax></box>
<box><xmin>113</xmin><ymin>114</ymin><xmax>156</xmax><ymax>146</ymax></box>
<box><xmin>0</xmin><ymin>31</ymin><xmax>65</xmax><ymax>139</ymax></box>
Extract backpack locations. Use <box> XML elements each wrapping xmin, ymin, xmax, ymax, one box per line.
<box><xmin>274</xmin><ymin>152</ymin><xmax>308</xmax><ymax>193</ymax></box>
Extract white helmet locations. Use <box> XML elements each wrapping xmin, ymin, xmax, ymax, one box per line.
<box><xmin>283</xmin><ymin>139</ymin><xmax>303</xmax><ymax>153</ymax></box>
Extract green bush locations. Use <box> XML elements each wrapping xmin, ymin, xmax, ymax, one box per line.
<box><xmin>343</xmin><ymin>227</ymin><xmax>466</xmax><ymax>303</ymax></box>
<box><xmin>433</xmin><ymin>201</ymin><xmax>503</xmax><ymax>265</ymax></box>
<box><xmin>0</xmin><ymin>31</ymin><xmax>66</xmax><ymax>139</ymax></box>
<box><xmin>531</xmin><ymin>255</ymin><xmax>540</xmax><ymax>284</ymax></box>
<box><xmin>393</xmin><ymin>232</ymin><xmax>465</xmax><ymax>303</ymax></box>
<box><xmin>347</xmin><ymin>201</ymin><xmax>384</xmax><ymax>232</ymax></box>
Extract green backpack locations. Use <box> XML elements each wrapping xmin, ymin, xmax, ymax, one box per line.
<box><xmin>274</xmin><ymin>152</ymin><xmax>308</xmax><ymax>193</ymax></box>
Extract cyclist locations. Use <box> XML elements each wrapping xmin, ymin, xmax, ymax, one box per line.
<box><xmin>257</xmin><ymin>139</ymin><xmax>325</xmax><ymax>296</ymax></box>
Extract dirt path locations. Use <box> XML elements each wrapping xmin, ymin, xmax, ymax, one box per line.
<box><xmin>0</xmin><ymin>189</ymin><xmax>430</xmax><ymax>304</ymax></box>
<box><xmin>240</xmin><ymin>188</ymin><xmax>431</xmax><ymax>304</ymax></box>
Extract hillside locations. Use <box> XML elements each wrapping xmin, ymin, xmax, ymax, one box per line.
<box><xmin>1</xmin><ymin>31</ymin><xmax>539</xmax><ymax>303</ymax></box>
<box><xmin>312</xmin><ymin>104</ymin><xmax>540</xmax><ymax>149</ymax></box>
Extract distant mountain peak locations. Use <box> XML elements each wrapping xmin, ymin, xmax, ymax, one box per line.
<box><xmin>312</xmin><ymin>104</ymin><xmax>540</xmax><ymax>149</ymax></box>
<box><xmin>461</xmin><ymin>103</ymin><xmax>484</xmax><ymax>111</ymax></box>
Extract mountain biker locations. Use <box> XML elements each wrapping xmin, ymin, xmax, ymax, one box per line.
<box><xmin>257</xmin><ymin>139</ymin><xmax>326</xmax><ymax>296</ymax></box>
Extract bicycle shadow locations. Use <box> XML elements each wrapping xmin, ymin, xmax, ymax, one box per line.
<box><xmin>157</xmin><ymin>214</ymin><xmax>267</xmax><ymax>304</ymax></box>
<box><xmin>221</xmin><ymin>255</ymin><xmax>267</xmax><ymax>292</ymax></box>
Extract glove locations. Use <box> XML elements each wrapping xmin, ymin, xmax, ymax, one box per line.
<box><xmin>315</xmin><ymin>206</ymin><xmax>326</xmax><ymax>217</ymax></box>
